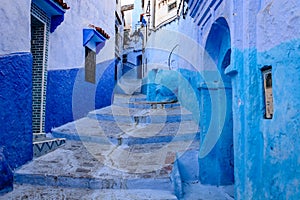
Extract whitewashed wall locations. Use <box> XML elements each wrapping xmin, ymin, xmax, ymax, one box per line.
<box><xmin>48</xmin><ymin>0</ymin><xmax>116</xmax><ymax>70</ymax></box>
<box><xmin>0</xmin><ymin>1</ymin><xmax>31</xmax><ymax>55</ymax></box>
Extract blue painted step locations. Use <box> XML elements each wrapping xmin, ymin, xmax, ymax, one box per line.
<box><xmin>113</xmin><ymin>94</ymin><xmax>181</xmax><ymax>109</ymax></box>
<box><xmin>14</xmin><ymin>173</ymin><xmax>172</xmax><ymax>191</ymax></box>
<box><xmin>51</xmin><ymin>118</ymin><xmax>200</xmax><ymax>147</ymax></box>
<box><xmin>87</xmin><ymin>106</ymin><xmax>194</xmax><ymax>124</ymax></box>
<box><xmin>119</xmin><ymin>132</ymin><xmax>200</xmax><ymax>146</ymax></box>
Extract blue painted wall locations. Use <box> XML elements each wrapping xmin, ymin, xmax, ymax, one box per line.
<box><xmin>95</xmin><ymin>60</ymin><xmax>116</xmax><ymax>108</ymax></box>
<box><xmin>45</xmin><ymin>59</ymin><xmax>116</xmax><ymax>132</ymax></box>
<box><xmin>197</xmin><ymin>17</ymin><xmax>234</xmax><ymax>186</ymax></box>
<box><xmin>0</xmin><ymin>53</ymin><xmax>33</xmax><ymax>169</ymax></box>
<box><xmin>146</xmin><ymin>0</ymin><xmax>300</xmax><ymax>199</ymax></box>
<box><xmin>229</xmin><ymin>1</ymin><xmax>300</xmax><ymax>199</ymax></box>
<box><xmin>45</xmin><ymin>68</ymin><xmax>78</xmax><ymax>132</ymax></box>
<box><xmin>257</xmin><ymin>39</ymin><xmax>300</xmax><ymax>199</ymax></box>
<box><xmin>146</xmin><ymin>69</ymin><xmax>178</xmax><ymax>102</ymax></box>
<box><xmin>230</xmin><ymin>40</ymin><xmax>300</xmax><ymax>200</ymax></box>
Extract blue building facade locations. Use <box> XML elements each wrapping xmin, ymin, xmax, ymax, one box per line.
<box><xmin>0</xmin><ymin>0</ymin><xmax>117</xmax><ymax>193</ymax></box>
<box><xmin>0</xmin><ymin>0</ymin><xmax>299</xmax><ymax>199</ymax></box>
<box><xmin>142</xmin><ymin>0</ymin><xmax>300</xmax><ymax>199</ymax></box>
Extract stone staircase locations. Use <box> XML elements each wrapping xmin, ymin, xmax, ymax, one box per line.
<box><xmin>32</xmin><ymin>133</ymin><xmax>66</xmax><ymax>157</ymax></box>
<box><xmin>6</xmin><ymin>93</ymin><xmax>200</xmax><ymax>199</ymax></box>
<box><xmin>114</xmin><ymin>63</ymin><xmax>142</xmax><ymax>95</ymax></box>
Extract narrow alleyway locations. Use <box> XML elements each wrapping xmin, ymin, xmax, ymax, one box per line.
<box><xmin>1</xmin><ymin>90</ymin><xmax>233</xmax><ymax>199</ymax></box>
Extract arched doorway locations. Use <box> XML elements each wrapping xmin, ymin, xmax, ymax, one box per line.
<box><xmin>199</xmin><ymin>17</ymin><xmax>234</xmax><ymax>185</ymax></box>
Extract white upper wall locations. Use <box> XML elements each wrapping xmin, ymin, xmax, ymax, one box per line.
<box><xmin>123</xmin><ymin>10</ymin><xmax>133</xmax><ymax>30</ymax></box>
<box><xmin>257</xmin><ymin>0</ymin><xmax>300</xmax><ymax>51</ymax></box>
<box><xmin>48</xmin><ymin>0</ymin><xmax>116</xmax><ymax>70</ymax></box>
<box><xmin>131</xmin><ymin>0</ymin><xmax>143</xmax><ymax>32</ymax></box>
<box><xmin>0</xmin><ymin>1</ymin><xmax>31</xmax><ymax>55</ymax></box>
<box><xmin>155</xmin><ymin>0</ymin><xmax>179</xmax><ymax>28</ymax></box>
<box><xmin>121</xmin><ymin>0</ymin><xmax>135</xmax><ymax>6</ymax></box>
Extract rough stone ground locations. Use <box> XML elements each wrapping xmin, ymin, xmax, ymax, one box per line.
<box><xmin>1</xmin><ymin>140</ymin><xmax>234</xmax><ymax>199</ymax></box>
<box><xmin>1</xmin><ymin>185</ymin><xmax>177</xmax><ymax>200</ymax></box>
<box><xmin>182</xmin><ymin>182</ymin><xmax>234</xmax><ymax>200</ymax></box>
<box><xmin>0</xmin><ymin>94</ymin><xmax>234</xmax><ymax>199</ymax></box>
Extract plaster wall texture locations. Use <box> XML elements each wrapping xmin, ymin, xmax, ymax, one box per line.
<box><xmin>0</xmin><ymin>1</ymin><xmax>31</xmax><ymax>55</ymax></box>
<box><xmin>257</xmin><ymin>0</ymin><xmax>300</xmax><ymax>51</ymax></box>
<box><xmin>146</xmin><ymin>0</ymin><xmax>300</xmax><ymax>199</ymax></box>
<box><xmin>229</xmin><ymin>0</ymin><xmax>300</xmax><ymax>199</ymax></box>
<box><xmin>45</xmin><ymin>1</ymin><xmax>117</xmax><ymax>131</ymax></box>
<box><xmin>0</xmin><ymin>1</ymin><xmax>32</xmax><ymax>193</ymax></box>
<box><xmin>48</xmin><ymin>0</ymin><xmax>115</xmax><ymax>70</ymax></box>
<box><xmin>252</xmin><ymin>1</ymin><xmax>299</xmax><ymax>199</ymax></box>
<box><xmin>45</xmin><ymin>59</ymin><xmax>116</xmax><ymax>132</ymax></box>
<box><xmin>0</xmin><ymin>53</ymin><xmax>33</xmax><ymax>169</ymax></box>
<box><xmin>144</xmin><ymin>4</ymin><xmax>235</xmax><ymax>186</ymax></box>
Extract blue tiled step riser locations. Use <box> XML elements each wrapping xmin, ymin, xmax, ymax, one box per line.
<box><xmin>52</xmin><ymin>130</ymin><xmax>199</xmax><ymax>146</ymax></box>
<box><xmin>87</xmin><ymin>113</ymin><xmax>193</xmax><ymax>124</ymax></box>
<box><xmin>14</xmin><ymin>174</ymin><xmax>172</xmax><ymax>191</ymax></box>
<box><xmin>120</xmin><ymin>132</ymin><xmax>200</xmax><ymax>146</ymax></box>
<box><xmin>33</xmin><ymin>139</ymin><xmax>66</xmax><ymax>157</ymax></box>
<box><xmin>128</xmin><ymin>103</ymin><xmax>181</xmax><ymax>109</ymax></box>
<box><xmin>112</xmin><ymin>96</ymin><xmax>147</xmax><ymax>106</ymax></box>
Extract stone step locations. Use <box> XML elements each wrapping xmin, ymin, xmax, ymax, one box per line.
<box><xmin>113</xmin><ymin>94</ymin><xmax>181</xmax><ymax>109</ymax></box>
<box><xmin>51</xmin><ymin>116</ymin><xmax>199</xmax><ymax>146</ymax></box>
<box><xmin>33</xmin><ymin>133</ymin><xmax>46</xmax><ymax>140</ymax></box>
<box><xmin>1</xmin><ymin>184</ymin><xmax>178</xmax><ymax>200</ymax></box>
<box><xmin>14</xmin><ymin>173</ymin><xmax>172</xmax><ymax>191</ymax></box>
<box><xmin>87</xmin><ymin>105</ymin><xmax>194</xmax><ymax>124</ymax></box>
<box><xmin>14</xmin><ymin>141</ymin><xmax>183</xmax><ymax>191</ymax></box>
<box><xmin>113</xmin><ymin>95</ymin><xmax>181</xmax><ymax>110</ymax></box>
<box><xmin>116</xmin><ymin>78</ymin><xmax>142</xmax><ymax>95</ymax></box>
<box><xmin>113</xmin><ymin>93</ymin><xmax>146</xmax><ymax>107</ymax></box>
<box><xmin>33</xmin><ymin>137</ymin><xmax>66</xmax><ymax>157</ymax></box>
<box><xmin>128</xmin><ymin>101</ymin><xmax>181</xmax><ymax>109</ymax></box>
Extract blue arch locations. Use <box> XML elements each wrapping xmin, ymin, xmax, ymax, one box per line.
<box><xmin>199</xmin><ymin>17</ymin><xmax>234</xmax><ymax>185</ymax></box>
<box><xmin>205</xmin><ymin>17</ymin><xmax>231</xmax><ymax>70</ymax></box>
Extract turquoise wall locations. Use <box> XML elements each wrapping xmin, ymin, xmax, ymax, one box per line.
<box><xmin>147</xmin><ymin>0</ymin><xmax>300</xmax><ymax>199</ymax></box>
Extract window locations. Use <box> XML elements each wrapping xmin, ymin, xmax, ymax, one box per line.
<box><xmin>85</xmin><ymin>47</ymin><xmax>96</xmax><ymax>83</ymax></box>
<box><xmin>168</xmin><ymin>2</ymin><xmax>177</xmax><ymax>12</ymax></box>
<box><xmin>262</xmin><ymin>66</ymin><xmax>273</xmax><ymax>119</ymax></box>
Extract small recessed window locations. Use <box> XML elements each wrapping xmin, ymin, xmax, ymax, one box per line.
<box><xmin>262</xmin><ymin>66</ymin><xmax>273</xmax><ymax>119</ymax></box>
<box><xmin>85</xmin><ymin>47</ymin><xmax>96</xmax><ymax>83</ymax></box>
<box><xmin>168</xmin><ymin>2</ymin><xmax>177</xmax><ymax>12</ymax></box>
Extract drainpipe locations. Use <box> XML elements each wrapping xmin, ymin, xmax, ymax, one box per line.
<box><xmin>168</xmin><ymin>44</ymin><xmax>179</xmax><ymax>70</ymax></box>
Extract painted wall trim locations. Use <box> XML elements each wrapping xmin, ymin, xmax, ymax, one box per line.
<box><xmin>32</xmin><ymin>0</ymin><xmax>65</xmax><ymax>32</ymax></box>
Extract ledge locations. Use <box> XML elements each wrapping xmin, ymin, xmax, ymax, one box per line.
<box><xmin>224</xmin><ymin>64</ymin><xmax>238</xmax><ymax>76</ymax></box>
<box><xmin>198</xmin><ymin>82</ymin><xmax>232</xmax><ymax>90</ymax></box>
<box><xmin>32</xmin><ymin>0</ymin><xmax>66</xmax><ymax>32</ymax></box>
<box><xmin>83</xmin><ymin>29</ymin><xmax>107</xmax><ymax>53</ymax></box>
